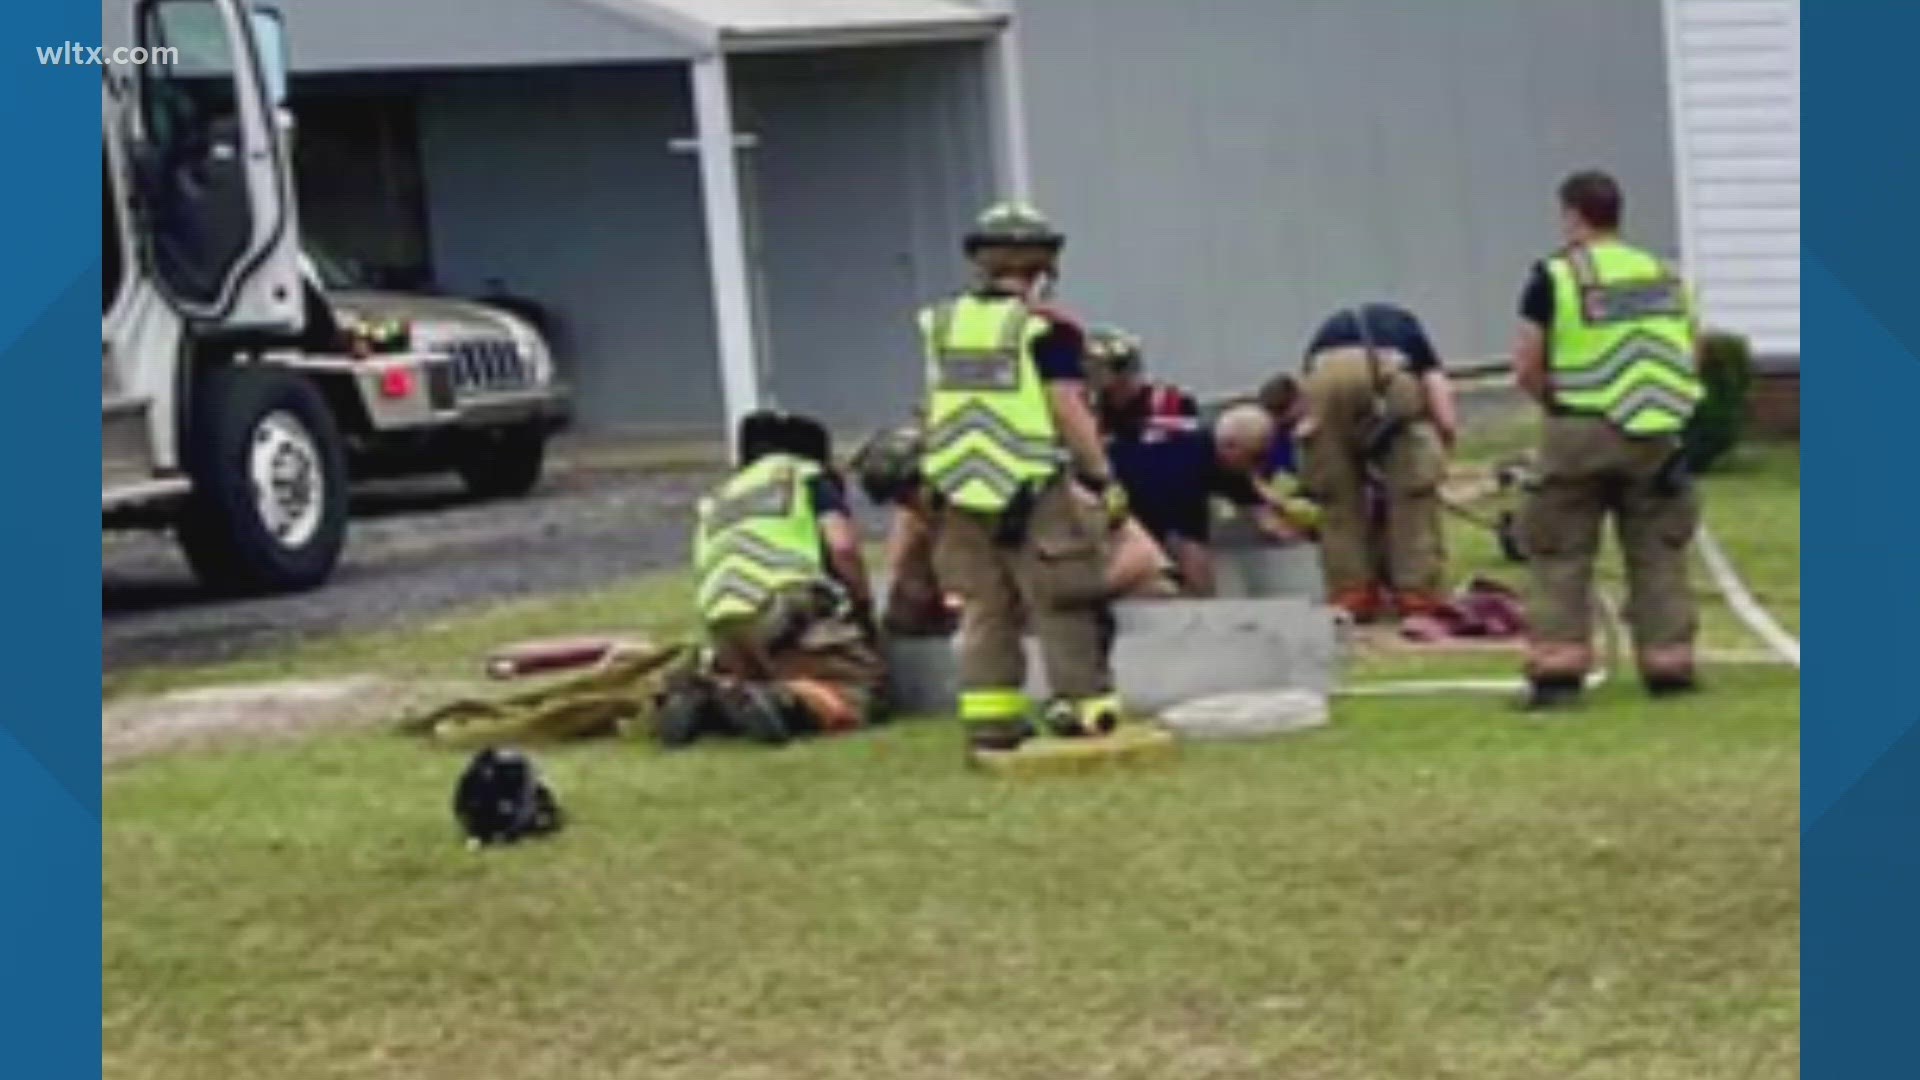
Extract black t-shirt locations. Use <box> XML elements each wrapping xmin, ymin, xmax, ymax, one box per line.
<box><xmin>1518</xmin><ymin>262</ymin><xmax>1556</xmax><ymax>329</ymax></box>
<box><xmin>1304</xmin><ymin>303</ymin><xmax>1442</xmax><ymax>373</ymax></box>
<box><xmin>1031</xmin><ymin>320</ymin><xmax>1086</xmax><ymax>383</ymax></box>
<box><xmin>1109</xmin><ymin>429</ymin><xmax>1261</xmax><ymax>545</ymax></box>
<box><xmin>807</xmin><ymin>474</ymin><xmax>848</xmax><ymax>519</ymax></box>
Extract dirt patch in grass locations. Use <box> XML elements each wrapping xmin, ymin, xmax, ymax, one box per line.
<box><xmin>102</xmin><ymin>676</ymin><xmax>459</xmax><ymax>768</ymax></box>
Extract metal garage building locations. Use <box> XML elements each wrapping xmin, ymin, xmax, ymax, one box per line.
<box><xmin>279</xmin><ymin>0</ymin><xmax>1013</xmax><ymax>437</ymax></box>
<box><xmin>271</xmin><ymin>0</ymin><xmax>1797</xmax><ymax>435</ymax></box>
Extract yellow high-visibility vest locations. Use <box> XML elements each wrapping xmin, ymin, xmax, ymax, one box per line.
<box><xmin>1545</xmin><ymin>240</ymin><xmax>1704</xmax><ymax>436</ymax></box>
<box><xmin>692</xmin><ymin>452</ymin><xmax>827</xmax><ymax>626</ymax></box>
<box><xmin>919</xmin><ymin>294</ymin><xmax>1064</xmax><ymax>512</ymax></box>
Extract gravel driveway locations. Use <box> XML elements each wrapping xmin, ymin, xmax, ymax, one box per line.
<box><xmin>103</xmin><ymin>455</ymin><xmax>729</xmax><ymax>673</ymax></box>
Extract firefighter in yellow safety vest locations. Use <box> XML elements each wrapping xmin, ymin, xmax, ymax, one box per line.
<box><xmin>918</xmin><ymin>201</ymin><xmax>1128</xmax><ymax>753</ymax></box>
<box><xmin>658</xmin><ymin>411</ymin><xmax>886</xmax><ymax>747</ymax></box>
<box><xmin>1511</xmin><ymin>169</ymin><xmax>1707</xmax><ymax>711</ymax></box>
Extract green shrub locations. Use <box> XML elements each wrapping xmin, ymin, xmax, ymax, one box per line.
<box><xmin>1682</xmin><ymin>329</ymin><xmax>1754</xmax><ymax>474</ymax></box>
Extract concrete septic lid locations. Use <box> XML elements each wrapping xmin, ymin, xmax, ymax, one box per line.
<box><xmin>873</xmin><ymin>536</ymin><xmax>1336</xmax><ymax>719</ymax></box>
<box><xmin>880</xmin><ymin>597</ymin><xmax>1339</xmax><ymax>718</ymax></box>
<box><xmin>1209</xmin><ymin>530</ymin><xmax>1326</xmax><ymax>603</ymax></box>
<box><xmin>1159</xmin><ymin>689</ymin><xmax>1331</xmax><ymax>741</ymax></box>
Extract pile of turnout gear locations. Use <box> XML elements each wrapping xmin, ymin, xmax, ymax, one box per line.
<box><xmin>1397</xmin><ymin>575</ymin><xmax>1529</xmax><ymax>642</ymax></box>
<box><xmin>401</xmin><ymin>628</ymin><xmax>873</xmax><ymax>752</ymax></box>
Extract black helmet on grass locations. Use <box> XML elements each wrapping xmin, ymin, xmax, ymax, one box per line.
<box><xmin>451</xmin><ymin>746</ymin><xmax>564</xmax><ymax>848</ymax></box>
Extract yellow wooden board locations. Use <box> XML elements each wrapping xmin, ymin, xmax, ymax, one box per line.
<box><xmin>968</xmin><ymin>724</ymin><xmax>1178</xmax><ymax>778</ymax></box>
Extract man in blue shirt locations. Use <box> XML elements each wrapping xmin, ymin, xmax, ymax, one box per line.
<box><xmin>1108</xmin><ymin>403</ymin><xmax>1305</xmax><ymax>596</ymax></box>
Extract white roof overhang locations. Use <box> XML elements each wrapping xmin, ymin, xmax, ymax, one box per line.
<box><xmin>572</xmin><ymin>0</ymin><xmax>1007</xmax><ymax>57</ymax></box>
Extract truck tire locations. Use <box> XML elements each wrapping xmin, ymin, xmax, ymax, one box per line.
<box><xmin>457</xmin><ymin>426</ymin><xmax>548</xmax><ymax>500</ymax></box>
<box><xmin>177</xmin><ymin>366</ymin><xmax>350</xmax><ymax>595</ymax></box>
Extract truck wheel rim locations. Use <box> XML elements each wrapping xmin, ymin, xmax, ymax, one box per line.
<box><xmin>250</xmin><ymin>410</ymin><xmax>325</xmax><ymax>549</ymax></box>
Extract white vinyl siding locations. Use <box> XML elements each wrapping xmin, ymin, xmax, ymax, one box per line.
<box><xmin>1663</xmin><ymin>0</ymin><xmax>1801</xmax><ymax>361</ymax></box>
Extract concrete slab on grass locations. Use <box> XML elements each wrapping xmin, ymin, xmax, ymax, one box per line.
<box><xmin>1110</xmin><ymin>598</ymin><xmax>1339</xmax><ymax>713</ymax></box>
<box><xmin>883</xmin><ymin>597</ymin><xmax>1338</xmax><ymax>717</ymax></box>
<box><xmin>884</xmin><ymin>636</ymin><xmax>971</xmax><ymax>717</ymax></box>
<box><xmin>1209</xmin><ymin>526</ymin><xmax>1326</xmax><ymax>602</ymax></box>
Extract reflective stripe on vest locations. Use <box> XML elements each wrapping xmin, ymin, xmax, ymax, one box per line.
<box><xmin>919</xmin><ymin>295</ymin><xmax>1064</xmax><ymax>512</ymax></box>
<box><xmin>1546</xmin><ymin>241</ymin><xmax>1703</xmax><ymax>436</ymax></box>
<box><xmin>692</xmin><ymin>453</ymin><xmax>826</xmax><ymax>625</ymax></box>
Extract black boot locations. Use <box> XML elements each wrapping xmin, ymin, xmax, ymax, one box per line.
<box><xmin>656</xmin><ymin>678</ymin><xmax>722</xmax><ymax>748</ymax></box>
<box><xmin>967</xmin><ymin>719</ymin><xmax>1035</xmax><ymax>753</ymax></box>
<box><xmin>714</xmin><ymin>682</ymin><xmax>793</xmax><ymax>746</ymax></box>
<box><xmin>1518</xmin><ymin>674</ymin><xmax>1585</xmax><ymax>713</ymax></box>
<box><xmin>1644</xmin><ymin>672</ymin><xmax>1700</xmax><ymax>698</ymax></box>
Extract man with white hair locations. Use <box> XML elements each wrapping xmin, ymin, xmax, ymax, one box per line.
<box><xmin>1107</xmin><ymin>402</ymin><xmax>1307</xmax><ymax>596</ymax></box>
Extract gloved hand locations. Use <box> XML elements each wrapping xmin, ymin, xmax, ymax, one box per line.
<box><xmin>1081</xmin><ymin>474</ymin><xmax>1129</xmax><ymax>530</ymax></box>
<box><xmin>1282</xmin><ymin>498</ymin><xmax>1323</xmax><ymax>539</ymax></box>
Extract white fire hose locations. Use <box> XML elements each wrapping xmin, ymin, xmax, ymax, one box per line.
<box><xmin>1694</xmin><ymin>525</ymin><xmax>1800</xmax><ymax>669</ymax></box>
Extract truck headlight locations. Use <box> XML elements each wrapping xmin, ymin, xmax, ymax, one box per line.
<box><xmin>513</xmin><ymin>327</ymin><xmax>554</xmax><ymax>383</ymax></box>
<box><xmin>339</xmin><ymin>313</ymin><xmax>412</xmax><ymax>358</ymax></box>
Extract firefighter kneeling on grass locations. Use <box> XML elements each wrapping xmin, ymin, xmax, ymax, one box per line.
<box><xmin>655</xmin><ymin>411</ymin><xmax>887</xmax><ymax>747</ymax></box>
<box><xmin>920</xmin><ymin>200</ymin><xmax>1128</xmax><ymax>753</ymax></box>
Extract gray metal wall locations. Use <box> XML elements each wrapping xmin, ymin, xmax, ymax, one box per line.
<box><xmin>736</xmin><ymin>45</ymin><xmax>997</xmax><ymax>426</ymax></box>
<box><xmin>417</xmin><ymin>65</ymin><xmax>719</xmax><ymax>430</ymax></box>
<box><xmin>1013</xmin><ymin>0</ymin><xmax>1681</xmax><ymax>391</ymax></box>
<box><xmin>416</xmin><ymin>46</ymin><xmax>994</xmax><ymax>432</ymax></box>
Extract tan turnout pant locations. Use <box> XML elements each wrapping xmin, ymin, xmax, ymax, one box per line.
<box><xmin>709</xmin><ymin>592</ymin><xmax>887</xmax><ymax>732</ymax></box>
<box><xmin>932</xmin><ymin>475</ymin><xmax>1114</xmax><ymax>716</ymax></box>
<box><xmin>1521</xmin><ymin>415</ymin><xmax>1701</xmax><ymax>679</ymax></box>
<box><xmin>1297</xmin><ymin>348</ymin><xmax>1448</xmax><ymax>600</ymax></box>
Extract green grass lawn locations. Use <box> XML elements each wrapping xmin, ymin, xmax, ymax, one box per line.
<box><xmin>103</xmin><ymin>435</ymin><xmax>1801</xmax><ymax>1080</ymax></box>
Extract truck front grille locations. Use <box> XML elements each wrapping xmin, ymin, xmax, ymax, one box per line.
<box><xmin>447</xmin><ymin>339</ymin><xmax>534</xmax><ymax>394</ymax></box>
